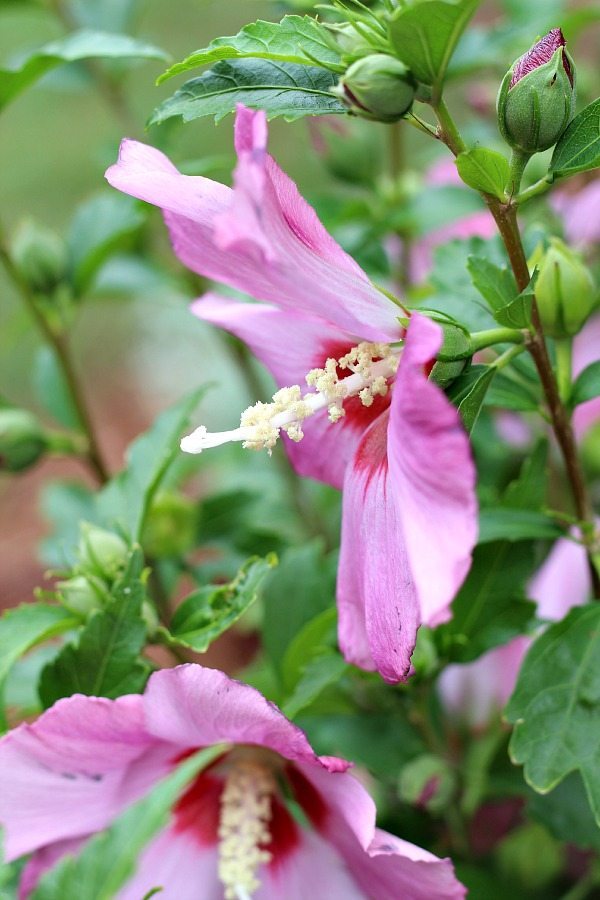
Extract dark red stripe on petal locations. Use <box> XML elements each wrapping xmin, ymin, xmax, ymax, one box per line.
<box><xmin>318</xmin><ymin>341</ymin><xmax>392</xmax><ymax>433</ymax></box>
<box><xmin>285</xmin><ymin>765</ymin><xmax>328</xmax><ymax>831</ymax></box>
<box><xmin>173</xmin><ymin>772</ymin><xmax>223</xmax><ymax>846</ymax></box>
<box><xmin>266</xmin><ymin>795</ymin><xmax>301</xmax><ymax>869</ymax></box>
<box><xmin>510</xmin><ymin>28</ymin><xmax>572</xmax><ymax>88</ymax></box>
<box><xmin>353</xmin><ymin>409</ymin><xmax>390</xmax><ymax>490</ymax></box>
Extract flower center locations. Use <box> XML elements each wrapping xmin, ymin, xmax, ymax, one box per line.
<box><xmin>180</xmin><ymin>341</ymin><xmax>400</xmax><ymax>455</ymax></box>
<box><xmin>218</xmin><ymin>758</ymin><xmax>276</xmax><ymax>900</ymax></box>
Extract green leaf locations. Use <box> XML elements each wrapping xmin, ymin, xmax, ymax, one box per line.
<box><xmin>478</xmin><ymin>508</ymin><xmax>563</xmax><ymax>543</ymax></box>
<box><xmin>159</xmin><ymin>555</ymin><xmax>276</xmax><ymax>653</ymax></box>
<box><xmin>569</xmin><ymin>361</ymin><xmax>600</xmax><ymax>408</ymax></box>
<box><xmin>283</xmin><ymin>653</ymin><xmax>347</xmax><ymax>719</ymax></box>
<box><xmin>436</xmin><ymin>541</ymin><xmax>537</xmax><ymax>662</ymax></box>
<box><xmin>456</xmin><ymin>148</ymin><xmax>510</xmax><ymax>199</ymax></box>
<box><xmin>0</xmin><ymin>30</ymin><xmax>169</xmax><ymax>111</ymax></box>
<box><xmin>261</xmin><ymin>541</ymin><xmax>336</xmax><ymax>678</ymax></box>
<box><xmin>506</xmin><ymin>604</ymin><xmax>600</xmax><ymax>823</ymax></box>
<box><xmin>67</xmin><ymin>0</ymin><xmax>140</xmax><ymax>33</ymax></box>
<box><xmin>550</xmin><ymin>98</ymin><xmax>600</xmax><ymax>179</ymax></box>
<box><xmin>527</xmin><ymin>772</ymin><xmax>600</xmax><ymax>853</ymax></box>
<box><xmin>494</xmin><ymin>280</ymin><xmax>534</xmax><ymax>329</ymax></box>
<box><xmin>485</xmin><ymin>372</ymin><xmax>541</xmax><ymax>412</ymax></box>
<box><xmin>97</xmin><ymin>390</ymin><xmax>203</xmax><ymax>541</ymax></box>
<box><xmin>149</xmin><ymin>59</ymin><xmax>346</xmax><ymax>125</ymax></box>
<box><xmin>158</xmin><ymin>16</ymin><xmax>343</xmax><ymax>83</ymax></box>
<box><xmin>282</xmin><ymin>607</ymin><xmax>337</xmax><ymax>692</ymax></box>
<box><xmin>40</xmin><ymin>481</ymin><xmax>98</xmax><ymax>568</ymax></box>
<box><xmin>0</xmin><ymin>604</ymin><xmax>77</xmax><ymax>729</ymax></box>
<box><xmin>502</xmin><ymin>439</ymin><xmax>549</xmax><ymax>511</ymax></box>
<box><xmin>67</xmin><ymin>193</ymin><xmax>145</xmax><ymax>295</ymax></box>
<box><xmin>446</xmin><ymin>365</ymin><xmax>496</xmax><ymax>433</ymax></box>
<box><xmin>31</xmin><ymin>745</ymin><xmax>225</xmax><ymax>900</ymax></box>
<box><xmin>33</xmin><ymin>346</ymin><xmax>81</xmax><ymax>430</ymax></box>
<box><xmin>38</xmin><ymin>548</ymin><xmax>149</xmax><ymax>706</ymax></box>
<box><xmin>467</xmin><ymin>255</ymin><xmax>517</xmax><ymax>312</ymax></box>
<box><xmin>388</xmin><ymin>0</ymin><xmax>480</xmax><ymax>91</ymax></box>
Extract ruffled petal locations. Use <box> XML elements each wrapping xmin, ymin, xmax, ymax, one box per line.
<box><xmin>337</xmin><ymin>410</ymin><xmax>420</xmax><ymax>682</ymax></box>
<box><xmin>192</xmin><ymin>293</ymin><xmax>390</xmax><ymax>488</ymax></box>
<box><xmin>0</xmin><ymin>694</ymin><xmax>155</xmax><ymax>860</ymax></box>
<box><xmin>105</xmin><ymin>108</ymin><xmax>401</xmax><ymax>342</ymax></box>
<box><xmin>142</xmin><ymin>665</ymin><xmax>350</xmax><ymax>772</ymax></box>
<box><xmin>387</xmin><ymin>313</ymin><xmax>478</xmax><ymax>626</ymax></box>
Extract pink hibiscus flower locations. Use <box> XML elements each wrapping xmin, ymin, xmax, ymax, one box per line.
<box><xmin>105</xmin><ymin>105</ymin><xmax>478</xmax><ymax>683</ymax></box>
<box><xmin>0</xmin><ymin>665</ymin><xmax>465</xmax><ymax>899</ymax></box>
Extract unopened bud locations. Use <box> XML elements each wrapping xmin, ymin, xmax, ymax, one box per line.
<box><xmin>0</xmin><ymin>408</ymin><xmax>47</xmax><ymax>472</ymax></box>
<box><xmin>332</xmin><ymin>54</ymin><xmax>416</xmax><ymax>123</ymax></box>
<box><xmin>78</xmin><ymin>523</ymin><xmax>129</xmax><ymax>580</ymax></box>
<box><xmin>57</xmin><ymin>574</ymin><xmax>105</xmax><ymax>617</ymax></box>
<box><xmin>399</xmin><ymin>754</ymin><xmax>456</xmax><ymax>814</ymax></box>
<box><xmin>333</xmin><ymin>23</ymin><xmax>375</xmax><ymax>58</ymax></box>
<box><xmin>531</xmin><ymin>238</ymin><xmax>596</xmax><ymax>337</ymax></box>
<box><xmin>11</xmin><ymin>220</ymin><xmax>67</xmax><ymax>295</ymax></box>
<box><xmin>497</xmin><ymin>29</ymin><xmax>575</xmax><ymax>154</ymax></box>
<box><xmin>141</xmin><ymin>492</ymin><xmax>198</xmax><ymax>558</ymax></box>
<box><xmin>496</xmin><ymin>823</ymin><xmax>563</xmax><ymax>890</ymax></box>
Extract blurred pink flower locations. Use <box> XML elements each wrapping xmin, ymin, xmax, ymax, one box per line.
<box><xmin>106</xmin><ymin>106</ymin><xmax>478</xmax><ymax>683</ymax></box>
<box><xmin>552</xmin><ymin>180</ymin><xmax>600</xmax><ymax>247</ymax></box>
<box><xmin>438</xmin><ymin>536</ymin><xmax>590</xmax><ymax>726</ymax></box>
<box><xmin>0</xmin><ymin>665</ymin><xmax>466</xmax><ymax>900</ymax></box>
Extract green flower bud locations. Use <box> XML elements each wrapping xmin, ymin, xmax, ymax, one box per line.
<box><xmin>141</xmin><ymin>492</ymin><xmax>198</xmax><ymax>558</ymax></box>
<box><xmin>531</xmin><ymin>238</ymin><xmax>597</xmax><ymax>338</ymax></box>
<box><xmin>0</xmin><ymin>408</ymin><xmax>47</xmax><ymax>472</ymax></box>
<box><xmin>11</xmin><ymin>220</ymin><xmax>67</xmax><ymax>295</ymax></box>
<box><xmin>141</xmin><ymin>599</ymin><xmax>159</xmax><ymax>636</ymax></box>
<box><xmin>497</xmin><ymin>29</ymin><xmax>575</xmax><ymax>154</ymax></box>
<box><xmin>496</xmin><ymin>823</ymin><xmax>564</xmax><ymax>891</ymax></box>
<box><xmin>332</xmin><ymin>23</ymin><xmax>375</xmax><ymax>58</ymax></box>
<box><xmin>399</xmin><ymin>754</ymin><xmax>456</xmax><ymax>814</ymax></box>
<box><xmin>57</xmin><ymin>574</ymin><xmax>106</xmax><ymax>617</ymax></box>
<box><xmin>332</xmin><ymin>54</ymin><xmax>416</xmax><ymax>123</ymax></box>
<box><xmin>78</xmin><ymin>523</ymin><xmax>129</xmax><ymax>580</ymax></box>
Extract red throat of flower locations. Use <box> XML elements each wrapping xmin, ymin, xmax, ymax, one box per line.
<box><xmin>510</xmin><ymin>28</ymin><xmax>573</xmax><ymax>88</ymax></box>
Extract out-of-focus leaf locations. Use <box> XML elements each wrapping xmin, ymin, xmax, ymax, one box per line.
<box><xmin>67</xmin><ymin>193</ymin><xmax>145</xmax><ymax>295</ymax></box>
<box><xmin>550</xmin><ymin>98</ymin><xmax>600</xmax><ymax>179</ymax></box>
<box><xmin>67</xmin><ymin>0</ymin><xmax>140</xmax><ymax>33</ymax></box>
<box><xmin>527</xmin><ymin>772</ymin><xmax>600</xmax><ymax>852</ymax></box>
<box><xmin>570</xmin><ymin>362</ymin><xmax>600</xmax><ymax>409</ymax></box>
<box><xmin>389</xmin><ymin>0</ymin><xmax>480</xmax><ymax>90</ymax></box>
<box><xmin>282</xmin><ymin>607</ymin><xmax>337</xmax><ymax>692</ymax></box>
<box><xmin>159</xmin><ymin>556</ymin><xmax>276</xmax><ymax>653</ymax></box>
<box><xmin>436</xmin><ymin>541</ymin><xmax>537</xmax><ymax>662</ymax></box>
<box><xmin>506</xmin><ymin>604</ymin><xmax>600</xmax><ymax>824</ymax></box>
<box><xmin>262</xmin><ymin>541</ymin><xmax>336</xmax><ymax>678</ymax></box>
<box><xmin>478</xmin><ymin>508</ymin><xmax>563</xmax><ymax>543</ymax></box>
<box><xmin>456</xmin><ymin>148</ymin><xmax>509</xmax><ymax>199</ymax></box>
<box><xmin>502</xmin><ymin>438</ymin><xmax>548</xmax><ymax>511</ymax></box>
<box><xmin>283</xmin><ymin>653</ymin><xmax>347</xmax><ymax>719</ymax></box>
<box><xmin>38</xmin><ymin>549</ymin><xmax>149</xmax><ymax>706</ymax></box>
<box><xmin>158</xmin><ymin>16</ymin><xmax>343</xmax><ymax>83</ymax></box>
<box><xmin>97</xmin><ymin>389</ymin><xmax>204</xmax><ymax>541</ymax></box>
<box><xmin>149</xmin><ymin>59</ymin><xmax>346</xmax><ymax>125</ymax></box>
<box><xmin>0</xmin><ymin>30</ymin><xmax>169</xmax><ymax>111</ymax></box>
<box><xmin>0</xmin><ymin>604</ymin><xmax>77</xmax><ymax>729</ymax></box>
<box><xmin>485</xmin><ymin>372</ymin><xmax>541</xmax><ymax>411</ymax></box>
<box><xmin>33</xmin><ymin>346</ymin><xmax>81</xmax><ymax>430</ymax></box>
<box><xmin>40</xmin><ymin>482</ymin><xmax>98</xmax><ymax>568</ymax></box>
<box><xmin>31</xmin><ymin>745</ymin><xmax>225</xmax><ymax>900</ymax></box>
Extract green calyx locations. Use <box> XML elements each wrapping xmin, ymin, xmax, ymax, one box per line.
<box><xmin>497</xmin><ymin>46</ymin><xmax>576</xmax><ymax>154</ymax></box>
<box><xmin>332</xmin><ymin>54</ymin><xmax>416</xmax><ymax>123</ymax></box>
<box><xmin>530</xmin><ymin>238</ymin><xmax>597</xmax><ymax>338</ymax></box>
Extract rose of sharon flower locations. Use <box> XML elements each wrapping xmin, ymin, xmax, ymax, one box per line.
<box><xmin>106</xmin><ymin>105</ymin><xmax>477</xmax><ymax>683</ymax></box>
<box><xmin>0</xmin><ymin>665</ymin><xmax>466</xmax><ymax>899</ymax></box>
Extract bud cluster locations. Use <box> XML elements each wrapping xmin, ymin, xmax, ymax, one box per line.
<box><xmin>57</xmin><ymin>523</ymin><xmax>129</xmax><ymax>618</ymax></box>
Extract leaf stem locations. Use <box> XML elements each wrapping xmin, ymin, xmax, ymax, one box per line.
<box><xmin>470</xmin><ymin>328</ymin><xmax>525</xmax><ymax>353</ymax></box>
<box><xmin>515</xmin><ymin>175</ymin><xmax>553</xmax><ymax>205</ymax></box>
<box><xmin>432</xmin><ymin>97</ymin><xmax>467</xmax><ymax>156</ymax></box>
<box><xmin>0</xmin><ymin>223</ymin><xmax>109</xmax><ymax>484</ymax></box>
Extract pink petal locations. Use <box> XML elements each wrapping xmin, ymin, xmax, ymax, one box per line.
<box><xmin>410</xmin><ymin>212</ymin><xmax>496</xmax><ymax>283</ymax></box>
<box><xmin>0</xmin><ymin>694</ymin><xmax>155</xmax><ymax>860</ymax></box>
<box><xmin>573</xmin><ymin>315</ymin><xmax>600</xmax><ymax>440</ymax></box>
<box><xmin>117</xmin><ymin>827</ymin><xmax>222</xmax><ymax>900</ymax></box>
<box><xmin>528</xmin><ymin>535</ymin><xmax>590</xmax><ymax>620</ymax></box>
<box><xmin>337</xmin><ymin>410</ymin><xmax>420</xmax><ymax>682</ymax></box>
<box><xmin>552</xmin><ymin>180</ymin><xmax>600</xmax><ymax>246</ymax></box>
<box><xmin>295</xmin><ymin>764</ymin><xmax>465</xmax><ymax>899</ymax></box>
<box><xmin>388</xmin><ymin>313</ymin><xmax>478</xmax><ymax>626</ymax></box>
<box><xmin>142</xmin><ymin>665</ymin><xmax>350</xmax><ymax>773</ymax></box>
<box><xmin>105</xmin><ymin>108</ymin><xmax>401</xmax><ymax>342</ymax></box>
<box><xmin>192</xmin><ymin>293</ymin><xmax>391</xmax><ymax>488</ymax></box>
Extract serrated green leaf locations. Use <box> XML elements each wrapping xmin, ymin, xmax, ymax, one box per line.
<box><xmin>467</xmin><ymin>255</ymin><xmax>517</xmax><ymax>311</ymax></box>
<box><xmin>0</xmin><ymin>30</ymin><xmax>169</xmax><ymax>111</ymax></box>
<box><xmin>67</xmin><ymin>193</ymin><xmax>145</xmax><ymax>295</ymax></box>
<box><xmin>0</xmin><ymin>604</ymin><xmax>77</xmax><ymax>729</ymax></box>
<box><xmin>456</xmin><ymin>148</ymin><xmax>509</xmax><ymax>199</ymax></box>
<box><xmin>159</xmin><ymin>555</ymin><xmax>276</xmax><ymax>653</ymax></box>
<box><xmin>283</xmin><ymin>653</ymin><xmax>347</xmax><ymax>719</ymax></box>
<box><xmin>447</xmin><ymin>365</ymin><xmax>496</xmax><ymax>433</ymax></box>
<box><xmin>149</xmin><ymin>59</ymin><xmax>346</xmax><ymax>125</ymax></box>
<box><xmin>38</xmin><ymin>549</ymin><xmax>149</xmax><ymax>706</ymax></box>
<box><xmin>31</xmin><ymin>745</ymin><xmax>225</xmax><ymax>900</ymax></box>
<box><xmin>506</xmin><ymin>604</ymin><xmax>600</xmax><ymax>823</ymax></box>
<box><xmin>436</xmin><ymin>541</ymin><xmax>537</xmax><ymax>662</ymax></box>
<box><xmin>97</xmin><ymin>390</ymin><xmax>203</xmax><ymax>541</ymax></box>
<box><xmin>158</xmin><ymin>16</ymin><xmax>343</xmax><ymax>84</ymax></box>
<box><xmin>388</xmin><ymin>0</ymin><xmax>480</xmax><ymax>92</ymax></box>
<box><xmin>550</xmin><ymin>98</ymin><xmax>600</xmax><ymax>179</ymax></box>
<box><xmin>569</xmin><ymin>361</ymin><xmax>600</xmax><ymax>408</ymax></box>
<box><xmin>494</xmin><ymin>280</ymin><xmax>534</xmax><ymax>329</ymax></box>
